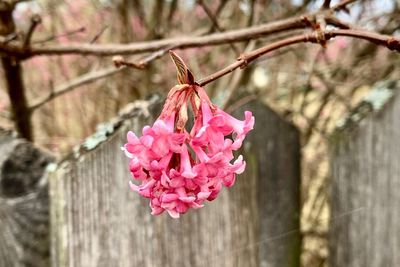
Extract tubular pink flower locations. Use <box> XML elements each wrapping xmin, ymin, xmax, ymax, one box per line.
<box><xmin>123</xmin><ymin>83</ymin><xmax>254</xmax><ymax>218</ymax></box>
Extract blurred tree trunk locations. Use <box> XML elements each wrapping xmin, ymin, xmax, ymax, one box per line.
<box><xmin>0</xmin><ymin>3</ymin><xmax>32</xmax><ymax>140</ymax></box>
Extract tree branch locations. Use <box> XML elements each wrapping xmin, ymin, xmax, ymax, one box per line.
<box><xmin>197</xmin><ymin>0</ymin><xmax>240</xmax><ymax>54</ymax></box>
<box><xmin>32</xmin><ymin>27</ymin><xmax>86</xmax><ymax>45</ymax></box>
<box><xmin>197</xmin><ymin>28</ymin><xmax>399</xmax><ymax>86</ymax></box>
<box><xmin>29</xmin><ymin>47</ymin><xmax>177</xmax><ymax>111</ymax></box>
<box><xmin>23</xmin><ymin>14</ymin><xmax>41</xmax><ymax>49</ymax></box>
<box><xmin>29</xmin><ymin>67</ymin><xmax>124</xmax><ymax>111</ymax></box>
<box><xmin>0</xmin><ymin>15</ymin><xmax>323</xmax><ymax>57</ymax></box>
<box><xmin>332</xmin><ymin>0</ymin><xmax>358</xmax><ymax>11</ymax></box>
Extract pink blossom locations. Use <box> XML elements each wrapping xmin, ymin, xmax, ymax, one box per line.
<box><xmin>123</xmin><ymin>84</ymin><xmax>254</xmax><ymax>218</ymax></box>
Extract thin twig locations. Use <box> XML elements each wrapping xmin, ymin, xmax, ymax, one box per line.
<box><xmin>89</xmin><ymin>25</ymin><xmax>108</xmax><ymax>44</ymax></box>
<box><xmin>32</xmin><ymin>27</ymin><xmax>86</xmax><ymax>44</ymax></box>
<box><xmin>29</xmin><ymin>67</ymin><xmax>124</xmax><ymax>111</ymax></box>
<box><xmin>197</xmin><ymin>0</ymin><xmax>240</xmax><ymax>54</ymax></box>
<box><xmin>198</xmin><ymin>0</ymin><xmax>224</xmax><ymax>32</ymax></box>
<box><xmin>332</xmin><ymin>0</ymin><xmax>358</xmax><ymax>11</ymax></box>
<box><xmin>322</xmin><ymin>0</ymin><xmax>331</xmax><ymax>9</ymax></box>
<box><xmin>23</xmin><ymin>14</ymin><xmax>41</xmax><ymax>49</ymax></box>
<box><xmin>29</xmin><ymin>47</ymin><xmax>177</xmax><ymax>111</ymax></box>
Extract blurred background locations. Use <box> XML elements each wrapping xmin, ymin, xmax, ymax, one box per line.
<box><xmin>1</xmin><ymin>0</ymin><xmax>399</xmax><ymax>266</ymax></box>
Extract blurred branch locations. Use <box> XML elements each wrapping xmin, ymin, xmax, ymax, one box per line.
<box><xmin>197</xmin><ymin>0</ymin><xmax>240</xmax><ymax>54</ymax></box>
<box><xmin>197</xmin><ymin>29</ymin><xmax>400</xmax><ymax>86</ymax></box>
<box><xmin>29</xmin><ymin>67</ymin><xmax>125</xmax><ymax>111</ymax></box>
<box><xmin>332</xmin><ymin>0</ymin><xmax>359</xmax><ymax>12</ymax></box>
<box><xmin>0</xmin><ymin>0</ymin><xmax>32</xmax><ymax>140</ymax></box>
<box><xmin>0</xmin><ymin>14</ymin><xmax>337</xmax><ymax>57</ymax></box>
<box><xmin>198</xmin><ymin>0</ymin><xmax>225</xmax><ymax>32</ymax></box>
<box><xmin>322</xmin><ymin>0</ymin><xmax>332</xmax><ymax>9</ymax></box>
<box><xmin>29</xmin><ymin>47</ymin><xmax>176</xmax><ymax>111</ymax></box>
<box><xmin>89</xmin><ymin>26</ymin><xmax>108</xmax><ymax>44</ymax></box>
<box><xmin>23</xmin><ymin>14</ymin><xmax>41</xmax><ymax>49</ymax></box>
<box><xmin>0</xmin><ymin>0</ymin><xmax>363</xmax><ymax>58</ymax></box>
<box><xmin>33</xmin><ymin>27</ymin><xmax>86</xmax><ymax>44</ymax></box>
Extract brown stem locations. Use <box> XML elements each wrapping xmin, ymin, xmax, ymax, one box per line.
<box><xmin>0</xmin><ymin>0</ymin><xmax>361</xmax><ymax>59</ymax></box>
<box><xmin>0</xmin><ymin>15</ymin><xmax>318</xmax><ymax>57</ymax></box>
<box><xmin>332</xmin><ymin>0</ymin><xmax>358</xmax><ymax>11</ymax></box>
<box><xmin>29</xmin><ymin>47</ymin><xmax>178</xmax><ymax>111</ymax></box>
<box><xmin>23</xmin><ymin>14</ymin><xmax>41</xmax><ymax>48</ymax></box>
<box><xmin>1</xmin><ymin>58</ymin><xmax>32</xmax><ymax>140</ymax></box>
<box><xmin>197</xmin><ymin>29</ymin><xmax>399</xmax><ymax>86</ymax></box>
<box><xmin>32</xmin><ymin>27</ymin><xmax>86</xmax><ymax>44</ymax></box>
<box><xmin>1</xmin><ymin>2</ymin><xmax>32</xmax><ymax>140</ymax></box>
<box><xmin>197</xmin><ymin>0</ymin><xmax>240</xmax><ymax>54</ymax></box>
<box><xmin>322</xmin><ymin>0</ymin><xmax>332</xmax><ymax>9</ymax></box>
<box><xmin>29</xmin><ymin>67</ymin><xmax>124</xmax><ymax>112</ymax></box>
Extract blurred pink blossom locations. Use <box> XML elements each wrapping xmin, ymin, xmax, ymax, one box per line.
<box><xmin>122</xmin><ymin>85</ymin><xmax>254</xmax><ymax>218</ymax></box>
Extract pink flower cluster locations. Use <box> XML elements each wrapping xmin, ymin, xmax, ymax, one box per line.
<box><xmin>123</xmin><ymin>85</ymin><xmax>254</xmax><ymax>218</ymax></box>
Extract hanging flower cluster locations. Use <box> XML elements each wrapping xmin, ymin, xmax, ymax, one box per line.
<box><xmin>122</xmin><ymin>52</ymin><xmax>255</xmax><ymax>218</ymax></box>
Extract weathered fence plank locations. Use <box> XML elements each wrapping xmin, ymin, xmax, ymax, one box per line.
<box><xmin>50</xmin><ymin>99</ymin><xmax>301</xmax><ymax>267</ymax></box>
<box><xmin>0</xmin><ymin>130</ymin><xmax>54</xmax><ymax>267</ymax></box>
<box><xmin>330</xmin><ymin>81</ymin><xmax>400</xmax><ymax>267</ymax></box>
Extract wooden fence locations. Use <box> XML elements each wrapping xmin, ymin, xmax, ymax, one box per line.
<box><xmin>50</xmin><ymin>99</ymin><xmax>301</xmax><ymax>267</ymax></box>
<box><xmin>1</xmin><ymin>81</ymin><xmax>399</xmax><ymax>267</ymax></box>
<box><xmin>330</xmin><ymin>81</ymin><xmax>400</xmax><ymax>267</ymax></box>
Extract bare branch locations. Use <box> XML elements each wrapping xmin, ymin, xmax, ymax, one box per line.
<box><xmin>89</xmin><ymin>25</ymin><xmax>108</xmax><ymax>44</ymax></box>
<box><xmin>197</xmin><ymin>29</ymin><xmax>400</xmax><ymax>86</ymax></box>
<box><xmin>197</xmin><ymin>0</ymin><xmax>225</xmax><ymax>32</ymax></box>
<box><xmin>32</xmin><ymin>27</ymin><xmax>86</xmax><ymax>44</ymax></box>
<box><xmin>332</xmin><ymin>0</ymin><xmax>359</xmax><ymax>12</ymax></box>
<box><xmin>29</xmin><ymin>47</ymin><xmax>177</xmax><ymax>111</ymax></box>
<box><xmin>29</xmin><ymin>67</ymin><xmax>124</xmax><ymax>111</ymax></box>
<box><xmin>23</xmin><ymin>14</ymin><xmax>41</xmax><ymax>49</ymax></box>
<box><xmin>322</xmin><ymin>0</ymin><xmax>332</xmax><ymax>9</ymax></box>
<box><xmin>197</xmin><ymin>0</ymin><xmax>240</xmax><ymax>55</ymax></box>
<box><xmin>0</xmin><ymin>15</ymin><xmax>318</xmax><ymax>57</ymax></box>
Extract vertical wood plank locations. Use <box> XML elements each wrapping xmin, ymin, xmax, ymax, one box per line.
<box><xmin>50</xmin><ymin>99</ymin><xmax>301</xmax><ymax>267</ymax></box>
<box><xmin>330</xmin><ymin>81</ymin><xmax>400</xmax><ymax>267</ymax></box>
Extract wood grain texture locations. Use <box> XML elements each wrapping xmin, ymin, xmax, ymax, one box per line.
<box><xmin>0</xmin><ymin>132</ymin><xmax>54</xmax><ymax>267</ymax></box>
<box><xmin>330</xmin><ymin>83</ymin><xmax>400</xmax><ymax>267</ymax></box>
<box><xmin>50</xmin><ymin>100</ymin><xmax>301</xmax><ymax>267</ymax></box>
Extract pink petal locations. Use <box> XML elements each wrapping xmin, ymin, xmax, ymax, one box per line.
<box><xmin>197</xmin><ymin>191</ymin><xmax>211</xmax><ymax>200</ymax></box>
<box><xmin>140</xmin><ymin>135</ymin><xmax>154</xmax><ymax>148</ymax></box>
<box><xmin>129</xmin><ymin>181</ymin><xmax>139</xmax><ymax>192</ymax></box>
<box><xmin>167</xmin><ymin>209</ymin><xmax>180</xmax><ymax>219</ymax></box>
<box><xmin>127</xmin><ymin>131</ymin><xmax>140</xmax><ymax>144</ymax></box>
<box><xmin>162</xmin><ymin>193</ymin><xmax>179</xmax><ymax>203</ymax></box>
<box><xmin>179</xmin><ymin>196</ymin><xmax>196</xmax><ymax>203</ymax></box>
<box><xmin>180</xmin><ymin>146</ymin><xmax>197</xmax><ymax>179</ymax></box>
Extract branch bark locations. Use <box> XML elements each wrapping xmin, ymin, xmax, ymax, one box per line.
<box><xmin>0</xmin><ymin>2</ymin><xmax>32</xmax><ymax>140</ymax></box>
<box><xmin>197</xmin><ymin>29</ymin><xmax>400</xmax><ymax>86</ymax></box>
<box><xmin>0</xmin><ymin>15</ymin><xmax>321</xmax><ymax>57</ymax></box>
<box><xmin>29</xmin><ymin>67</ymin><xmax>125</xmax><ymax>111</ymax></box>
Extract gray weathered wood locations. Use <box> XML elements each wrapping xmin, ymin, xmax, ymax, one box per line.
<box><xmin>50</xmin><ymin>99</ymin><xmax>301</xmax><ymax>267</ymax></box>
<box><xmin>0</xmin><ymin>130</ymin><xmax>54</xmax><ymax>267</ymax></box>
<box><xmin>330</xmin><ymin>81</ymin><xmax>400</xmax><ymax>267</ymax></box>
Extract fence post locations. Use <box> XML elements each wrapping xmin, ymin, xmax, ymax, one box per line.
<box><xmin>50</xmin><ymin>98</ymin><xmax>301</xmax><ymax>267</ymax></box>
<box><xmin>0</xmin><ymin>129</ymin><xmax>54</xmax><ymax>267</ymax></box>
<box><xmin>330</xmin><ymin>81</ymin><xmax>400</xmax><ymax>266</ymax></box>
